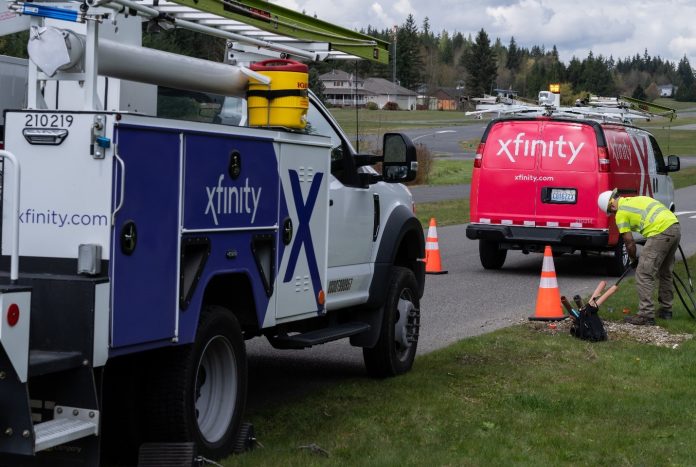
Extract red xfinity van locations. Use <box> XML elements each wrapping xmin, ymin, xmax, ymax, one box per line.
<box><xmin>466</xmin><ymin>117</ymin><xmax>680</xmax><ymax>275</ymax></box>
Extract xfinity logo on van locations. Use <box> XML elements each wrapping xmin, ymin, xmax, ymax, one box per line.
<box><xmin>496</xmin><ymin>133</ymin><xmax>585</xmax><ymax>164</ymax></box>
<box><xmin>608</xmin><ymin>138</ymin><xmax>632</xmax><ymax>164</ymax></box>
<box><xmin>205</xmin><ymin>174</ymin><xmax>262</xmax><ymax>226</ymax></box>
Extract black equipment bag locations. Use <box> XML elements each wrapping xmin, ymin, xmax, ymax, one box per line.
<box><xmin>570</xmin><ymin>303</ymin><xmax>607</xmax><ymax>342</ymax></box>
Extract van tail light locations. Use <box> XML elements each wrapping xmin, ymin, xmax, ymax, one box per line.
<box><xmin>474</xmin><ymin>143</ymin><xmax>485</xmax><ymax>168</ymax></box>
<box><xmin>598</xmin><ymin>147</ymin><xmax>610</xmax><ymax>172</ymax></box>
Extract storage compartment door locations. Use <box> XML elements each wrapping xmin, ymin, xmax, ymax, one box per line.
<box><xmin>110</xmin><ymin>126</ymin><xmax>180</xmax><ymax>348</ymax></box>
<box><xmin>275</xmin><ymin>142</ymin><xmax>330</xmax><ymax>322</ymax></box>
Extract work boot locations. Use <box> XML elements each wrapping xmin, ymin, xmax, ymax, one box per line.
<box><xmin>658</xmin><ymin>309</ymin><xmax>673</xmax><ymax>320</ymax></box>
<box><xmin>624</xmin><ymin>314</ymin><xmax>655</xmax><ymax>326</ymax></box>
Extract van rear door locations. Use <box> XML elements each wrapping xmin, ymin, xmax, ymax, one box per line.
<box><xmin>533</xmin><ymin>120</ymin><xmax>600</xmax><ymax>228</ymax></box>
<box><xmin>472</xmin><ymin>120</ymin><xmax>540</xmax><ymax>225</ymax></box>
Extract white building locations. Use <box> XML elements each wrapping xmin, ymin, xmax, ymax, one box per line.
<box><xmin>363</xmin><ymin>78</ymin><xmax>418</xmax><ymax>110</ymax></box>
<box><xmin>318</xmin><ymin>70</ymin><xmax>418</xmax><ymax>110</ymax></box>
<box><xmin>318</xmin><ymin>69</ymin><xmax>367</xmax><ymax>107</ymax></box>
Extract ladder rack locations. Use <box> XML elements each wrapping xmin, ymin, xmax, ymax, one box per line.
<box><xmin>466</xmin><ymin>95</ymin><xmax>676</xmax><ymax>124</ymax></box>
<box><xmin>93</xmin><ymin>0</ymin><xmax>389</xmax><ymax>63</ymax></box>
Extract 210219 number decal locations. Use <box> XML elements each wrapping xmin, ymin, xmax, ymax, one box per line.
<box><xmin>24</xmin><ymin>113</ymin><xmax>74</xmax><ymax>128</ymax></box>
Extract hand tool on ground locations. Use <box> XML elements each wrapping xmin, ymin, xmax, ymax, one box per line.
<box><xmin>573</xmin><ymin>294</ymin><xmax>584</xmax><ymax>309</ymax></box>
<box><xmin>561</xmin><ymin>296</ymin><xmax>580</xmax><ymax>319</ymax></box>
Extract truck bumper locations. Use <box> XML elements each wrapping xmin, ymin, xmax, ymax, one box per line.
<box><xmin>466</xmin><ymin>224</ymin><xmax>609</xmax><ymax>248</ymax></box>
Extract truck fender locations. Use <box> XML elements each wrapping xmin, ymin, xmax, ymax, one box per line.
<box><xmin>351</xmin><ymin>205</ymin><xmax>424</xmax><ymax>348</ymax></box>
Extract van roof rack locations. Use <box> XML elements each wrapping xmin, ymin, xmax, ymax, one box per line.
<box><xmin>466</xmin><ymin>94</ymin><xmax>677</xmax><ymax>123</ymax></box>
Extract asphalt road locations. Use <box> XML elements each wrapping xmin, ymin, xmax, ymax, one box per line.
<box><xmin>406</xmin><ymin>124</ymin><xmax>487</xmax><ymax>158</ymax></box>
<box><xmin>246</xmin><ymin>184</ymin><xmax>696</xmax><ymax>411</ymax></box>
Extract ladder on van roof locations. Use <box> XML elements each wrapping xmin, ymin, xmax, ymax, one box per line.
<box><xmin>466</xmin><ymin>95</ymin><xmax>677</xmax><ymax>123</ymax></box>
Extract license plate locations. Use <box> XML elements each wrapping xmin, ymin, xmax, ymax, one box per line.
<box><xmin>550</xmin><ymin>188</ymin><xmax>576</xmax><ymax>203</ymax></box>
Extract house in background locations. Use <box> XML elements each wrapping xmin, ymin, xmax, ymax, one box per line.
<box><xmin>318</xmin><ymin>70</ymin><xmax>418</xmax><ymax>110</ymax></box>
<box><xmin>429</xmin><ymin>87</ymin><xmax>463</xmax><ymax>110</ymax></box>
<box><xmin>658</xmin><ymin>84</ymin><xmax>677</xmax><ymax>97</ymax></box>
<box><xmin>363</xmin><ymin>77</ymin><xmax>418</xmax><ymax>110</ymax></box>
<box><xmin>318</xmin><ymin>69</ymin><xmax>367</xmax><ymax>107</ymax></box>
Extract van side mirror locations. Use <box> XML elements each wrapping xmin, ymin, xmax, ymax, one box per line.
<box><xmin>382</xmin><ymin>132</ymin><xmax>418</xmax><ymax>183</ymax></box>
<box><xmin>667</xmin><ymin>155</ymin><xmax>680</xmax><ymax>172</ymax></box>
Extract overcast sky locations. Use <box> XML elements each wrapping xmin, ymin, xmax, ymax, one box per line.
<box><xmin>272</xmin><ymin>0</ymin><xmax>696</xmax><ymax>65</ymax></box>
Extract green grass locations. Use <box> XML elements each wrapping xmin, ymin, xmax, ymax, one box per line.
<box><xmin>643</xmin><ymin>127</ymin><xmax>696</xmax><ymax>156</ymax></box>
<box><xmin>670</xmin><ymin>163</ymin><xmax>696</xmax><ymax>189</ymax></box>
<box><xmin>427</xmin><ymin>159</ymin><xmax>473</xmax><ymax>186</ymax></box>
<box><xmin>228</xmin><ymin>254</ymin><xmax>696</xmax><ymax>465</ymax></box>
<box><xmin>415</xmin><ymin>198</ymin><xmax>469</xmax><ymax>228</ymax></box>
<box><xmin>652</xmin><ymin>97</ymin><xmax>696</xmax><ymax>111</ymax></box>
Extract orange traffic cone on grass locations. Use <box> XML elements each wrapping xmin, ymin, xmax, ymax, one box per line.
<box><xmin>529</xmin><ymin>245</ymin><xmax>565</xmax><ymax>321</ymax></box>
<box><xmin>425</xmin><ymin>218</ymin><xmax>448</xmax><ymax>274</ymax></box>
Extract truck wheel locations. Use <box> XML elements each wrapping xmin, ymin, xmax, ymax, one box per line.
<box><xmin>479</xmin><ymin>240</ymin><xmax>506</xmax><ymax>269</ymax></box>
<box><xmin>607</xmin><ymin>238</ymin><xmax>629</xmax><ymax>276</ymax></box>
<box><xmin>363</xmin><ymin>266</ymin><xmax>420</xmax><ymax>377</ymax></box>
<box><xmin>144</xmin><ymin>306</ymin><xmax>247</xmax><ymax>460</ymax></box>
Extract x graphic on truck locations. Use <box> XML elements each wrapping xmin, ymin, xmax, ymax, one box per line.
<box><xmin>283</xmin><ymin>169</ymin><xmax>324</xmax><ymax>310</ymax></box>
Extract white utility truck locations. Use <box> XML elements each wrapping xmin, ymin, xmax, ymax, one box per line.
<box><xmin>0</xmin><ymin>1</ymin><xmax>425</xmax><ymax>465</ymax></box>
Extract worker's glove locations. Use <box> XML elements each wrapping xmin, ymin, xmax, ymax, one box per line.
<box><xmin>630</xmin><ymin>257</ymin><xmax>639</xmax><ymax>269</ymax></box>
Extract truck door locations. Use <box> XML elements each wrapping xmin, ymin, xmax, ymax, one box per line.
<box><xmin>304</xmin><ymin>100</ymin><xmax>374</xmax><ymax>309</ymax></box>
<box><xmin>647</xmin><ymin>135</ymin><xmax>674</xmax><ymax>208</ymax></box>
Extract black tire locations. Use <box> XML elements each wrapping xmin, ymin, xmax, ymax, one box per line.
<box><xmin>363</xmin><ymin>266</ymin><xmax>420</xmax><ymax>378</ymax></box>
<box><xmin>479</xmin><ymin>239</ymin><xmax>506</xmax><ymax>270</ymax></box>
<box><xmin>143</xmin><ymin>306</ymin><xmax>247</xmax><ymax>460</ymax></box>
<box><xmin>232</xmin><ymin>422</ymin><xmax>256</xmax><ymax>454</ymax></box>
<box><xmin>607</xmin><ymin>238</ymin><xmax>629</xmax><ymax>276</ymax></box>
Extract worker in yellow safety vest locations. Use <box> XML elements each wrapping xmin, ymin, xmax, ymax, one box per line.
<box><xmin>598</xmin><ymin>189</ymin><xmax>681</xmax><ymax>325</ymax></box>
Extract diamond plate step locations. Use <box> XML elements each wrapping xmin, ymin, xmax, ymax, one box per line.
<box><xmin>34</xmin><ymin>406</ymin><xmax>99</xmax><ymax>452</ymax></box>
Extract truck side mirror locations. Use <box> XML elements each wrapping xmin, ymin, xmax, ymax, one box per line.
<box><xmin>382</xmin><ymin>133</ymin><xmax>418</xmax><ymax>183</ymax></box>
<box><xmin>667</xmin><ymin>155</ymin><xmax>680</xmax><ymax>172</ymax></box>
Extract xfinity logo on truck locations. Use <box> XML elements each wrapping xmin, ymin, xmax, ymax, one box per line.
<box><xmin>496</xmin><ymin>132</ymin><xmax>585</xmax><ymax>164</ymax></box>
<box><xmin>205</xmin><ymin>174</ymin><xmax>262</xmax><ymax>226</ymax></box>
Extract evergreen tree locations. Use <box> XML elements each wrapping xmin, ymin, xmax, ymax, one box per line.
<box><xmin>676</xmin><ymin>55</ymin><xmax>694</xmax><ymax>88</ymax></box>
<box><xmin>461</xmin><ymin>28</ymin><xmax>497</xmax><ymax>97</ymax></box>
<box><xmin>506</xmin><ymin>36</ymin><xmax>521</xmax><ymax>71</ymax></box>
<box><xmin>0</xmin><ymin>31</ymin><xmax>29</xmax><ymax>58</ymax></box>
<box><xmin>395</xmin><ymin>14</ymin><xmax>424</xmax><ymax>90</ymax></box>
<box><xmin>308</xmin><ymin>67</ymin><xmax>326</xmax><ymax>103</ymax></box>
<box><xmin>632</xmin><ymin>83</ymin><xmax>647</xmax><ymax>100</ymax></box>
<box><xmin>439</xmin><ymin>30</ymin><xmax>454</xmax><ymax>65</ymax></box>
<box><xmin>144</xmin><ymin>28</ymin><xmax>224</xmax><ymax>61</ymax></box>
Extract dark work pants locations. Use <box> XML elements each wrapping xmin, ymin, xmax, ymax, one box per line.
<box><xmin>636</xmin><ymin>223</ymin><xmax>681</xmax><ymax>317</ymax></box>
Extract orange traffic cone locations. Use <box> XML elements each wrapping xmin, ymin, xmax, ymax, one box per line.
<box><xmin>529</xmin><ymin>245</ymin><xmax>566</xmax><ymax>321</ymax></box>
<box><xmin>425</xmin><ymin>218</ymin><xmax>448</xmax><ymax>274</ymax></box>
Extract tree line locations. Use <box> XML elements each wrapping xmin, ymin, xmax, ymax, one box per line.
<box><xmin>317</xmin><ymin>14</ymin><xmax>696</xmax><ymax>104</ymax></box>
<box><xmin>3</xmin><ymin>14</ymin><xmax>696</xmax><ymax>103</ymax></box>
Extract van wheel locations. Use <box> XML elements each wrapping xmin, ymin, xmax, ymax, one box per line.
<box><xmin>479</xmin><ymin>240</ymin><xmax>506</xmax><ymax>269</ymax></box>
<box><xmin>607</xmin><ymin>239</ymin><xmax>629</xmax><ymax>276</ymax></box>
<box><xmin>363</xmin><ymin>266</ymin><xmax>420</xmax><ymax>378</ymax></box>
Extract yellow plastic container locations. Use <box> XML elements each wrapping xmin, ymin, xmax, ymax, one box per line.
<box><xmin>247</xmin><ymin>59</ymin><xmax>309</xmax><ymax>129</ymax></box>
